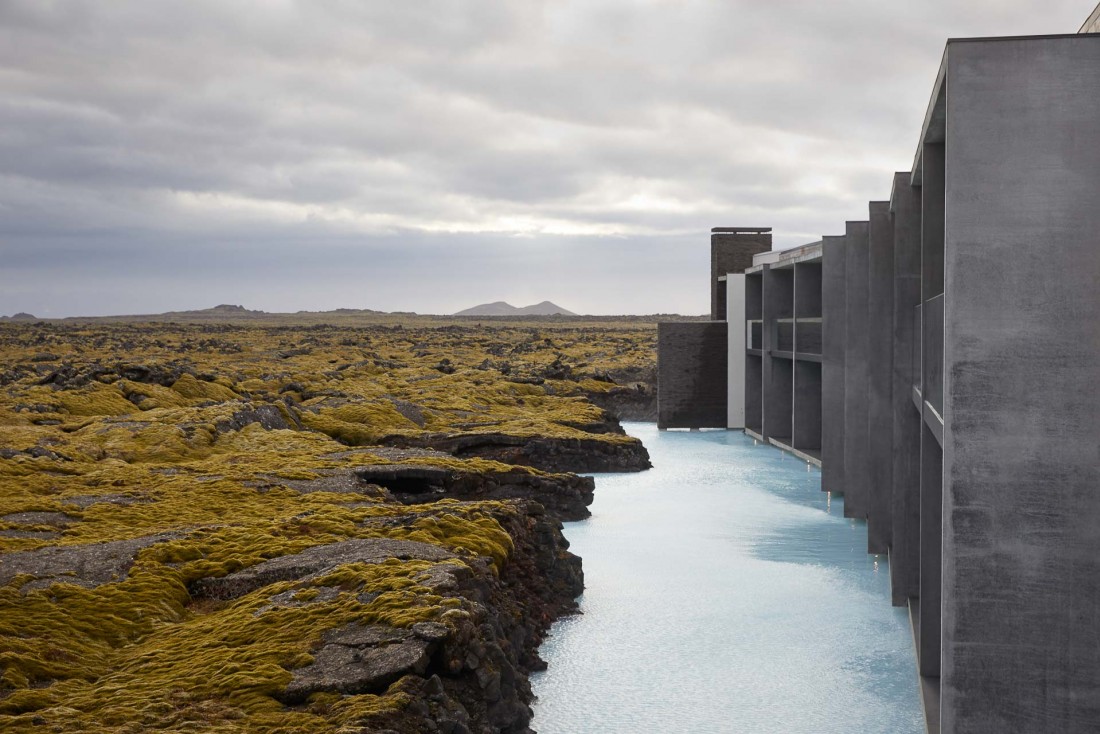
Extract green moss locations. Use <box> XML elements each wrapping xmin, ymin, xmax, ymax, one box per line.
<box><xmin>0</xmin><ymin>498</ymin><xmax>513</xmax><ymax>730</ymax></box>
<box><xmin>75</xmin><ymin>421</ymin><xmax>217</xmax><ymax>464</ymax></box>
<box><xmin>57</xmin><ymin>384</ymin><xmax>136</xmax><ymax>417</ymax></box>
<box><xmin>170</xmin><ymin>374</ymin><xmax>240</xmax><ymax>403</ymax></box>
<box><xmin>385</xmin><ymin>511</ymin><xmax>514</xmax><ymax>569</ymax></box>
<box><xmin>0</xmin><ymin>556</ymin><xmax>440</xmax><ymax>731</ymax></box>
<box><xmin>0</xmin><ymin>318</ymin><xmax>656</xmax><ymax>731</ymax></box>
<box><xmin>117</xmin><ymin>381</ymin><xmax>190</xmax><ymax>411</ymax></box>
<box><xmin>299</xmin><ymin>401</ymin><xmax>419</xmax><ymax>446</ymax></box>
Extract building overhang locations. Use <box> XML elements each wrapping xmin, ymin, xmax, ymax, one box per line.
<box><xmin>910</xmin><ymin>34</ymin><xmax>1091</xmax><ymax>186</ymax></box>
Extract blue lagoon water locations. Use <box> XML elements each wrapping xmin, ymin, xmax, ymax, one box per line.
<box><xmin>530</xmin><ymin>424</ymin><xmax>923</xmax><ymax>734</ymax></box>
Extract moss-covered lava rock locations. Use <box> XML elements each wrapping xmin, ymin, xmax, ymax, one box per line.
<box><xmin>0</xmin><ymin>319</ymin><xmax>647</xmax><ymax>733</ymax></box>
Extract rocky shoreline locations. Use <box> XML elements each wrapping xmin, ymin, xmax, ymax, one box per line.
<box><xmin>320</xmin><ymin>500</ymin><xmax>586</xmax><ymax>734</ymax></box>
<box><xmin>201</xmin><ymin>498</ymin><xmax>585</xmax><ymax>734</ymax></box>
<box><xmin>0</xmin><ymin>321</ymin><xmax>655</xmax><ymax>733</ymax></box>
<box><xmin>0</xmin><ymin>426</ymin><xmax>624</xmax><ymax>733</ymax></box>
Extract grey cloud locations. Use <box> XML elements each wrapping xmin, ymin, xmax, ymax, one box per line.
<box><xmin>0</xmin><ymin>0</ymin><xmax>1090</xmax><ymax>316</ymax></box>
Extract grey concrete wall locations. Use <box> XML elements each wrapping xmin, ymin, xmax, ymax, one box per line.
<box><xmin>939</xmin><ymin>36</ymin><xmax>1100</xmax><ymax>733</ymax></box>
<box><xmin>765</xmin><ymin>357</ymin><xmax>793</xmax><ymax>440</ymax></box>
<box><xmin>795</xmin><ymin>262</ymin><xmax>823</xmax><ymax>317</ymax></box>
<box><xmin>918</xmin><ymin>421</ymin><xmax>942</xmax><ymax>680</ymax></box>
<box><xmin>763</xmin><ymin>267</ymin><xmax>794</xmax><ymax>439</ymax></box>
<box><xmin>793</xmin><ymin>361</ymin><xmax>822</xmax><ymax>451</ymax></box>
<box><xmin>745</xmin><ymin>354</ymin><xmax>763</xmax><ymax>431</ymax></box>
<box><xmin>712</xmin><ymin>230</ymin><xmax>772</xmax><ymax>319</ymax></box>
<box><xmin>657</xmin><ymin>321</ymin><xmax>729</xmax><ymax>429</ymax></box>
<box><xmin>922</xmin><ymin>142</ymin><xmax>946</xmax><ymax>301</ymax></box>
<box><xmin>842</xmin><ymin>221</ymin><xmax>870</xmax><ymax>517</ymax></box>
<box><xmin>821</xmin><ymin>236</ymin><xmax>847</xmax><ymax>495</ymax></box>
<box><xmin>866</xmin><ymin>201</ymin><xmax>895</xmax><ymax>555</ymax></box>
<box><xmin>727</xmin><ymin>275</ymin><xmax>747</xmax><ymax>428</ymax></box>
<box><xmin>890</xmin><ymin>173</ymin><xmax>923</xmax><ymax>607</ymax></box>
<box><xmin>919</xmin><ymin>141</ymin><xmax>945</xmax><ymax>684</ymax></box>
<box><xmin>745</xmin><ymin>272</ymin><xmax>764</xmax><ymax>433</ymax></box>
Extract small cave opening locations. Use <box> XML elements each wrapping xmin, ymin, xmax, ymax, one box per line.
<box><xmin>355</xmin><ymin>466</ymin><xmax>452</xmax><ymax>497</ymax></box>
<box><xmin>375</xmin><ymin>476</ymin><xmax>446</xmax><ymax>495</ymax></box>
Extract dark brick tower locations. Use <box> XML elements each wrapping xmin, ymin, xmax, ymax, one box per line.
<box><xmin>711</xmin><ymin>227</ymin><xmax>772</xmax><ymax>319</ymax></box>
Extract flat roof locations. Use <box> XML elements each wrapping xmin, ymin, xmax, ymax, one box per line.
<box><xmin>711</xmin><ymin>227</ymin><xmax>772</xmax><ymax>233</ymax></box>
<box><xmin>912</xmin><ymin>34</ymin><xmax>1097</xmax><ymax>183</ymax></box>
<box><xmin>746</xmin><ymin>241</ymin><xmax>822</xmax><ymax>272</ymax></box>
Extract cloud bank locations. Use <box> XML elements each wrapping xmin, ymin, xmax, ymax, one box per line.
<box><xmin>0</xmin><ymin>0</ymin><xmax>1089</xmax><ymax>315</ymax></box>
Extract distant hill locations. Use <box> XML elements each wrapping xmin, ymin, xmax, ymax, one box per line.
<box><xmin>454</xmin><ymin>301</ymin><xmax>576</xmax><ymax>317</ymax></box>
<box><xmin>0</xmin><ymin>303</ymin><xmax>699</xmax><ymax>326</ymax></box>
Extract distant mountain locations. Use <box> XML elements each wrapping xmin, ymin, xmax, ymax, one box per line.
<box><xmin>0</xmin><ymin>312</ymin><xmax>37</xmax><ymax>321</ymax></box>
<box><xmin>454</xmin><ymin>301</ymin><xmax>576</xmax><ymax>317</ymax></box>
<box><xmin>151</xmin><ymin>304</ymin><xmax>269</xmax><ymax>319</ymax></box>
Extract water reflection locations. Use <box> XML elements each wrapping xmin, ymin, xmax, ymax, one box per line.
<box><xmin>530</xmin><ymin>424</ymin><xmax>922</xmax><ymax>734</ymax></box>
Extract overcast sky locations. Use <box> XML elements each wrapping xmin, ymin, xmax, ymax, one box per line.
<box><xmin>1</xmin><ymin>1</ymin><xmax>1092</xmax><ymax>317</ymax></box>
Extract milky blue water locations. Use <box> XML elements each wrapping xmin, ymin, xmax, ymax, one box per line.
<box><xmin>530</xmin><ymin>423</ymin><xmax>923</xmax><ymax>734</ymax></box>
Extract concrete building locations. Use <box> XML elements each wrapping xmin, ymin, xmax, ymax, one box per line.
<box><xmin>657</xmin><ymin>227</ymin><xmax>771</xmax><ymax>430</ymax></box>
<box><xmin>741</xmin><ymin>242</ymin><xmax>823</xmax><ymax>466</ymax></box>
<box><xmin>657</xmin><ymin>29</ymin><xmax>1100</xmax><ymax>734</ymax></box>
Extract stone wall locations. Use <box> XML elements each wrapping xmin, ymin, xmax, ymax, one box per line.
<box><xmin>657</xmin><ymin>321</ymin><xmax>728</xmax><ymax>429</ymax></box>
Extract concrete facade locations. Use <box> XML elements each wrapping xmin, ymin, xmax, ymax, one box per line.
<box><xmin>842</xmin><ymin>221</ymin><xmax>870</xmax><ymax>519</ymax></box>
<box><xmin>762</xmin><ymin>266</ymin><xmax>793</xmax><ymax>442</ymax></box>
<box><xmin>821</xmin><ymin>236</ymin><xmax>846</xmax><ymax>493</ymax></box>
<box><xmin>737</xmin><ymin>244</ymin><xmax>825</xmax><ymax>465</ymax></box>
<box><xmin>866</xmin><ymin>202</ymin><xmax>894</xmax><ymax>554</ymax></box>
<box><xmin>725</xmin><ymin>274</ymin><xmax>747</xmax><ymax>429</ymax></box>
<box><xmin>655</xmin><ymin>30</ymin><xmax>1100</xmax><ymax>734</ymax></box>
<box><xmin>938</xmin><ymin>36</ymin><xmax>1100</xmax><ymax>733</ymax></box>
<box><xmin>889</xmin><ymin>173</ymin><xmax>922</xmax><ymax>607</ymax></box>
<box><xmin>918</xmin><ymin>138</ymin><xmax>945</xmax><ymax>686</ymax></box>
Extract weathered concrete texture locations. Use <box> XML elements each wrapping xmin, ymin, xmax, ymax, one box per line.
<box><xmin>745</xmin><ymin>272</ymin><xmax>764</xmax><ymax>433</ymax></box>
<box><xmin>794</xmin><ymin>262</ymin><xmax>823</xmax><ymax>318</ymax></box>
<box><xmin>939</xmin><ymin>36</ymin><xmax>1100</xmax><ymax>734</ymax></box>
<box><xmin>726</xmin><ymin>275</ymin><xmax>746</xmax><ymax>428</ymax></box>
<box><xmin>890</xmin><ymin>173</ymin><xmax>923</xmax><ymax>607</ymax></box>
<box><xmin>711</xmin><ymin>229</ymin><xmax>772</xmax><ymax>320</ymax></box>
<box><xmin>919</xmin><ymin>141</ymin><xmax>945</xmax><ymax>684</ymax></box>
<box><xmin>918</xmin><ymin>423</ymin><xmax>942</xmax><ymax>680</ymax></box>
<box><xmin>866</xmin><ymin>202</ymin><xmax>895</xmax><ymax>555</ymax></box>
<box><xmin>842</xmin><ymin>221</ymin><xmax>870</xmax><ymax>517</ymax></box>
<box><xmin>765</xmin><ymin>357</ymin><xmax>793</xmax><ymax>440</ymax></box>
<box><xmin>820</xmin><ymin>236</ymin><xmax>847</xmax><ymax>494</ymax></box>
<box><xmin>793</xmin><ymin>360</ymin><xmax>822</xmax><ymax>451</ymax></box>
<box><xmin>745</xmin><ymin>354</ymin><xmax>763</xmax><ymax>432</ymax></box>
<box><xmin>657</xmin><ymin>321</ymin><xmax>729</xmax><ymax>429</ymax></box>
<box><xmin>763</xmin><ymin>266</ymin><xmax>794</xmax><ymax>440</ymax></box>
<box><xmin>922</xmin><ymin>142</ymin><xmax>946</xmax><ymax>302</ymax></box>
